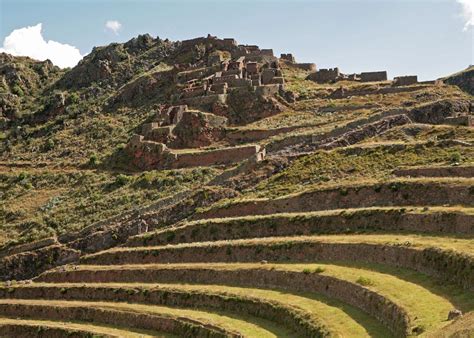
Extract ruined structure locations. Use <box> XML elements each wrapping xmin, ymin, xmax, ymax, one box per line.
<box><xmin>307</xmin><ymin>68</ymin><xmax>342</xmax><ymax>83</ymax></box>
<box><xmin>393</xmin><ymin>75</ymin><xmax>418</xmax><ymax>86</ymax></box>
<box><xmin>280</xmin><ymin>53</ymin><xmax>316</xmax><ymax>71</ymax></box>
<box><xmin>360</xmin><ymin>71</ymin><xmax>388</xmax><ymax>82</ymax></box>
<box><xmin>172</xmin><ymin>37</ymin><xmax>289</xmax><ymax>124</ymax></box>
<box><xmin>280</xmin><ymin>53</ymin><xmax>296</xmax><ymax>63</ymax></box>
<box><xmin>126</xmin><ymin>104</ymin><xmax>266</xmax><ymax>169</ymax></box>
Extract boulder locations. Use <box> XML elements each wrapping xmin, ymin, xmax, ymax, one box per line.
<box><xmin>448</xmin><ymin>309</ymin><xmax>463</xmax><ymax>320</ymax></box>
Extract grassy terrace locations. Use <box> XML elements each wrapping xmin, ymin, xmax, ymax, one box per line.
<box><xmin>92</xmin><ymin>234</ymin><xmax>474</xmax><ymax>257</ymax></box>
<box><xmin>0</xmin><ymin>299</ymin><xmax>289</xmax><ymax>338</ymax></box>
<box><xmin>127</xmin><ymin>206</ymin><xmax>474</xmax><ymax>247</ymax></box>
<box><xmin>247</xmin><ymin>142</ymin><xmax>474</xmax><ymax>198</ymax></box>
<box><xmin>201</xmin><ymin>177</ymin><xmax>474</xmax><ymax>216</ymax></box>
<box><xmin>5</xmin><ymin>283</ymin><xmax>389</xmax><ymax>337</ymax></box>
<box><xmin>372</xmin><ymin>124</ymin><xmax>474</xmax><ymax>143</ymax></box>
<box><xmin>36</xmin><ymin>262</ymin><xmax>474</xmax><ymax>334</ymax></box>
<box><xmin>0</xmin><ymin>317</ymin><xmax>167</xmax><ymax>338</ymax></box>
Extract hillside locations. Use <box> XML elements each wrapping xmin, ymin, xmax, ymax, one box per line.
<box><xmin>0</xmin><ymin>34</ymin><xmax>473</xmax><ymax>337</ymax></box>
<box><xmin>443</xmin><ymin>66</ymin><xmax>474</xmax><ymax>96</ymax></box>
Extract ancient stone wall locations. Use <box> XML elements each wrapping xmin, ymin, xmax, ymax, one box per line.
<box><xmin>280</xmin><ymin>53</ymin><xmax>295</xmax><ymax>63</ymax></box>
<box><xmin>444</xmin><ymin>115</ymin><xmax>472</xmax><ymax>126</ymax></box>
<box><xmin>174</xmin><ymin>145</ymin><xmax>263</xmax><ymax>168</ymax></box>
<box><xmin>0</xmin><ymin>245</ymin><xmax>80</xmax><ymax>280</ymax></box>
<box><xmin>131</xmin><ymin>208</ymin><xmax>473</xmax><ymax>247</ymax></box>
<box><xmin>360</xmin><ymin>71</ymin><xmax>388</xmax><ymax>82</ymax></box>
<box><xmin>393</xmin><ymin>166</ymin><xmax>474</xmax><ymax>178</ymax></box>
<box><xmin>196</xmin><ymin>181</ymin><xmax>474</xmax><ymax>219</ymax></box>
<box><xmin>37</xmin><ymin>267</ymin><xmax>411</xmax><ymax>336</ymax></box>
<box><xmin>307</xmin><ymin>68</ymin><xmax>340</xmax><ymax>83</ymax></box>
<box><xmin>0</xmin><ymin>285</ymin><xmax>329</xmax><ymax>338</ymax></box>
<box><xmin>393</xmin><ymin>75</ymin><xmax>418</xmax><ymax>86</ymax></box>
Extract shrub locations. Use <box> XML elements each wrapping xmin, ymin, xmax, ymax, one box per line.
<box><xmin>166</xmin><ymin>232</ymin><xmax>175</xmax><ymax>242</ymax></box>
<box><xmin>449</xmin><ymin>152</ymin><xmax>461</xmax><ymax>163</ymax></box>
<box><xmin>115</xmin><ymin>174</ymin><xmax>131</xmax><ymax>186</ymax></box>
<box><xmin>68</xmin><ymin>92</ymin><xmax>80</xmax><ymax>105</ymax></box>
<box><xmin>88</xmin><ymin>154</ymin><xmax>98</xmax><ymax>166</ymax></box>
<box><xmin>356</xmin><ymin>276</ymin><xmax>375</xmax><ymax>286</ymax></box>
<box><xmin>313</xmin><ymin>267</ymin><xmax>326</xmax><ymax>273</ymax></box>
<box><xmin>12</xmin><ymin>85</ymin><xmax>24</xmax><ymax>97</ymax></box>
<box><xmin>43</xmin><ymin>139</ymin><xmax>55</xmax><ymax>152</ymax></box>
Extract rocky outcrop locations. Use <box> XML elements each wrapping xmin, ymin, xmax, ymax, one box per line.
<box><xmin>0</xmin><ymin>245</ymin><xmax>80</xmax><ymax>281</ymax></box>
<box><xmin>110</xmin><ymin>68</ymin><xmax>175</xmax><ymax>107</ymax></box>
<box><xmin>408</xmin><ymin>99</ymin><xmax>471</xmax><ymax>124</ymax></box>
<box><xmin>443</xmin><ymin>66</ymin><xmax>474</xmax><ymax>95</ymax></box>
<box><xmin>57</xmin><ymin>36</ymin><xmax>176</xmax><ymax>90</ymax></box>
<box><xmin>320</xmin><ymin>114</ymin><xmax>411</xmax><ymax>149</ymax></box>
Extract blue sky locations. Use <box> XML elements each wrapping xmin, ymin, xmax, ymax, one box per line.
<box><xmin>0</xmin><ymin>0</ymin><xmax>473</xmax><ymax>80</ymax></box>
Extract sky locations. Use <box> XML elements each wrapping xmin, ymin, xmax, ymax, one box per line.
<box><xmin>0</xmin><ymin>0</ymin><xmax>473</xmax><ymax>80</ymax></box>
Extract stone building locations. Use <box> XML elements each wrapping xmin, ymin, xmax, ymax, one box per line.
<box><xmin>360</xmin><ymin>71</ymin><xmax>388</xmax><ymax>82</ymax></box>
<box><xmin>307</xmin><ymin>68</ymin><xmax>341</xmax><ymax>83</ymax></box>
<box><xmin>280</xmin><ymin>53</ymin><xmax>296</xmax><ymax>63</ymax></box>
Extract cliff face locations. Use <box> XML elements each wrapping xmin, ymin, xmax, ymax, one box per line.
<box><xmin>443</xmin><ymin>66</ymin><xmax>474</xmax><ymax>95</ymax></box>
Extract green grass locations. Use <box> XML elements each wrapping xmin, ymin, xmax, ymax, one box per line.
<box><xmin>98</xmin><ymin>233</ymin><xmax>474</xmax><ymax>259</ymax></box>
<box><xmin>246</xmin><ymin>142</ymin><xmax>474</xmax><ymax>198</ymax></box>
<box><xmin>0</xmin><ymin>317</ymin><xmax>168</xmax><ymax>338</ymax></box>
<box><xmin>0</xmin><ymin>299</ymin><xmax>290</xmax><ymax>338</ymax></box>
<box><xmin>17</xmin><ymin>282</ymin><xmax>389</xmax><ymax>337</ymax></box>
<box><xmin>45</xmin><ymin>262</ymin><xmax>474</xmax><ymax>334</ymax></box>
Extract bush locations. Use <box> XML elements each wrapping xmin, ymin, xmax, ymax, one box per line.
<box><xmin>356</xmin><ymin>276</ymin><xmax>375</xmax><ymax>287</ymax></box>
<box><xmin>115</xmin><ymin>174</ymin><xmax>131</xmax><ymax>186</ymax></box>
<box><xmin>449</xmin><ymin>152</ymin><xmax>461</xmax><ymax>163</ymax></box>
<box><xmin>313</xmin><ymin>267</ymin><xmax>326</xmax><ymax>273</ymax></box>
<box><xmin>89</xmin><ymin>154</ymin><xmax>98</xmax><ymax>166</ymax></box>
<box><xmin>12</xmin><ymin>85</ymin><xmax>24</xmax><ymax>97</ymax></box>
<box><xmin>43</xmin><ymin>139</ymin><xmax>55</xmax><ymax>152</ymax></box>
<box><xmin>68</xmin><ymin>92</ymin><xmax>80</xmax><ymax>105</ymax></box>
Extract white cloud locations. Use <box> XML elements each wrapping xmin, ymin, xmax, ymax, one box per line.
<box><xmin>105</xmin><ymin>20</ymin><xmax>122</xmax><ymax>35</ymax></box>
<box><xmin>456</xmin><ymin>0</ymin><xmax>474</xmax><ymax>30</ymax></box>
<box><xmin>0</xmin><ymin>23</ymin><xmax>83</xmax><ymax>68</ymax></box>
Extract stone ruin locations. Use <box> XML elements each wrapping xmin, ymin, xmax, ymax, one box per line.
<box><xmin>307</xmin><ymin>68</ymin><xmax>342</xmax><ymax>83</ymax></box>
<box><xmin>393</xmin><ymin>75</ymin><xmax>418</xmax><ymax>86</ymax></box>
<box><xmin>177</xmin><ymin>53</ymin><xmax>285</xmax><ymax>105</ymax></box>
<box><xmin>280</xmin><ymin>53</ymin><xmax>317</xmax><ymax>71</ymax></box>
<box><xmin>306</xmin><ymin>66</ymin><xmax>422</xmax><ymax>87</ymax></box>
<box><xmin>173</xmin><ymin>41</ymin><xmax>291</xmax><ymax>123</ymax></box>
<box><xmin>138</xmin><ymin>104</ymin><xmax>228</xmax><ymax>148</ymax></box>
<box><xmin>125</xmin><ymin>104</ymin><xmax>266</xmax><ymax>170</ymax></box>
<box><xmin>360</xmin><ymin>71</ymin><xmax>388</xmax><ymax>82</ymax></box>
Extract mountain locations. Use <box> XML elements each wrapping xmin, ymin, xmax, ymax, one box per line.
<box><xmin>0</xmin><ymin>34</ymin><xmax>473</xmax><ymax>337</ymax></box>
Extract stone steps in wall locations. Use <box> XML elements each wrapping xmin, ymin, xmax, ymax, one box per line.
<box><xmin>34</xmin><ymin>262</ymin><xmax>473</xmax><ymax>336</ymax></box>
<box><xmin>124</xmin><ymin>206</ymin><xmax>474</xmax><ymax>247</ymax></box>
